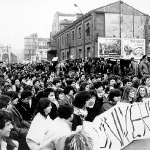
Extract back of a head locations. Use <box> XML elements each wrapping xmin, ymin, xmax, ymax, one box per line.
<box><xmin>0</xmin><ymin>94</ymin><xmax>11</xmax><ymax>104</ymax></box>
<box><xmin>64</xmin><ymin>131</ymin><xmax>93</xmax><ymax>150</ymax></box>
<box><xmin>57</xmin><ymin>104</ymin><xmax>74</xmax><ymax>120</ymax></box>
<box><xmin>5</xmin><ymin>91</ymin><xmax>18</xmax><ymax>101</ymax></box>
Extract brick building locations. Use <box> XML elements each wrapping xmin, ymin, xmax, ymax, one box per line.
<box><xmin>49</xmin><ymin>1</ymin><xmax>150</xmax><ymax>60</ymax></box>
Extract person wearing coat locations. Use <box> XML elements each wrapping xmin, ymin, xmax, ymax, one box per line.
<box><xmin>138</xmin><ymin>55</ymin><xmax>150</xmax><ymax>78</ymax></box>
<box><xmin>5</xmin><ymin>91</ymin><xmax>30</xmax><ymax>150</ymax></box>
<box><xmin>26</xmin><ymin>98</ymin><xmax>52</xmax><ymax>150</ymax></box>
<box><xmin>15</xmin><ymin>90</ymin><xmax>33</xmax><ymax>123</ymax></box>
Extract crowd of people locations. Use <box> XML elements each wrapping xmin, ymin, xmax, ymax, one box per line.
<box><xmin>0</xmin><ymin>54</ymin><xmax>150</xmax><ymax>150</ymax></box>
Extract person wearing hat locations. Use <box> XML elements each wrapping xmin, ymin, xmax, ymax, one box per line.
<box><xmin>139</xmin><ymin>55</ymin><xmax>150</xmax><ymax>78</ymax></box>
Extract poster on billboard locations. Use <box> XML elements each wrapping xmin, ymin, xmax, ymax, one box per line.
<box><xmin>98</xmin><ymin>38</ymin><xmax>121</xmax><ymax>57</ymax></box>
<box><xmin>122</xmin><ymin>39</ymin><xmax>145</xmax><ymax>59</ymax></box>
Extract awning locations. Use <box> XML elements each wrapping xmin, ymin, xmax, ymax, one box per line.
<box><xmin>52</xmin><ymin>57</ymin><xmax>58</xmax><ymax>61</ymax></box>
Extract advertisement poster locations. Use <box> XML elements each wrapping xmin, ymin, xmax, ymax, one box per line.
<box><xmin>122</xmin><ymin>39</ymin><xmax>145</xmax><ymax>59</ymax></box>
<box><xmin>98</xmin><ymin>38</ymin><xmax>121</xmax><ymax>57</ymax></box>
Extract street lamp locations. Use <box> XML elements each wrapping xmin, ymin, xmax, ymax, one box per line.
<box><xmin>74</xmin><ymin>4</ymin><xmax>83</xmax><ymax>16</ymax></box>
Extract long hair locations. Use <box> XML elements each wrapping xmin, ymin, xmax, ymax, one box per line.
<box><xmin>122</xmin><ymin>86</ymin><xmax>136</xmax><ymax>103</ymax></box>
<box><xmin>85</xmin><ymin>90</ymin><xmax>101</xmax><ymax>122</ymax></box>
<box><xmin>33</xmin><ymin>98</ymin><xmax>51</xmax><ymax>118</ymax></box>
<box><xmin>136</xmin><ymin>85</ymin><xmax>148</xmax><ymax>102</ymax></box>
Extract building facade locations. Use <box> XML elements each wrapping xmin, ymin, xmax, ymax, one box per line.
<box><xmin>24</xmin><ymin>33</ymin><xmax>49</xmax><ymax>62</ymax></box>
<box><xmin>50</xmin><ymin>1</ymin><xmax>150</xmax><ymax>60</ymax></box>
<box><xmin>51</xmin><ymin>11</ymin><xmax>82</xmax><ymax>37</ymax></box>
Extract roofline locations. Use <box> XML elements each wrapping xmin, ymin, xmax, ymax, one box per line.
<box><xmin>53</xmin><ymin>0</ymin><xmax>150</xmax><ymax>38</ymax></box>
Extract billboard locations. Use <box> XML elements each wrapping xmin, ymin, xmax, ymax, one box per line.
<box><xmin>122</xmin><ymin>39</ymin><xmax>145</xmax><ymax>59</ymax></box>
<box><xmin>98</xmin><ymin>38</ymin><xmax>121</xmax><ymax>57</ymax></box>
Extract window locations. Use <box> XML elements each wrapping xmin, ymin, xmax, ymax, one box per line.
<box><xmin>66</xmin><ymin>34</ymin><xmax>69</xmax><ymax>45</ymax></box>
<box><xmin>86</xmin><ymin>23</ymin><xmax>90</xmax><ymax>36</ymax></box>
<box><xmin>62</xmin><ymin>36</ymin><xmax>64</xmax><ymax>45</ymax></box>
<box><xmin>58</xmin><ymin>39</ymin><xmax>59</xmax><ymax>49</ymax></box>
<box><xmin>72</xmin><ymin>31</ymin><xmax>74</xmax><ymax>41</ymax></box>
<box><xmin>62</xmin><ymin>52</ymin><xmax>65</xmax><ymax>60</ymax></box>
<box><xmin>78</xmin><ymin>27</ymin><xmax>81</xmax><ymax>39</ymax></box>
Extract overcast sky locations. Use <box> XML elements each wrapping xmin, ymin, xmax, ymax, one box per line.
<box><xmin>0</xmin><ymin>0</ymin><xmax>150</xmax><ymax>52</ymax></box>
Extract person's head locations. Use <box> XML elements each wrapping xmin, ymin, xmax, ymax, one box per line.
<box><xmin>122</xmin><ymin>86</ymin><xmax>136</xmax><ymax>103</ymax></box>
<box><xmin>132</xmin><ymin>79</ymin><xmax>140</xmax><ymax>89</ymax></box>
<box><xmin>73</xmin><ymin>91</ymin><xmax>91</xmax><ymax>109</ymax></box>
<box><xmin>0</xmin><ymin>95</ymin><xmax>11</xmax><ymax>110</ymax></box>
<box><xmin>14</xmin><ymin>79</ymin><xmax>20</xmax><ymax>86</ymax></box>
<box><xmin>136</xmin><ymin>85</ymin><xmax>148</xmax><ymax>98</ymax></box>
<box><xmin>85</xmin><ymin>90</ymin><xmax>98</xmax><ymax>108</ymax></box>
<box><xmin>5</xmin><ymin>91</ymin><xmax>19</xmax><ymax>105</ymax></box>
<box><xmin>108</xmin><ymin>89</ymin><xmax>122</xmax><ymax>103</ymax></box>
<box><xmin>55</xmin><ymin>88</ymin><xmax>64</xmax><ymax>101</ymax></box>
<box><xmin>79</xmin><ymin>82</ymin><xmax>90</xmax><ymax>91</ymax></box>
<box><xmin>21</xmin><ymin>90</ymin><xmax>32</xmax><ymax>104</ymax></box>
<box><xmin>144</xmin><ymin>75</ymin><xmax>150</xmax><ymax>87</ymax></box>
<box><xmin>123</xmin><ymin>78</ymin><xmax>132</xmax><ymax>87</ymax></box>
<box><xmin>64</xmin><ymin>85</ymin><xmax>74</xmax><ymax>96</ymax></box>
<box><xmin>108</xmin><ymin>77</ymin><xmax>116</xmax><ymax>86</ymax></box>
<box><xmin>94</xmin><ymin>82</ymin><xmax>104</xmax><ymax>94</ymax></box>
<box><xmin>33</xmin><ymin>79</ymin><xmax>40</xmax><ymax>88</ymax></box>
<box><xmin>0</xmin><ymin>110</ymin><xmax>13</xmax><ymax>139</ymax></box>
<box><xmin>116</xmin><ymin>60</ymin><xmax>120</xmax><ymax>65</ymax></box>
<box><xmin>64</xmin><ymin>132</ymin><xmax>93</xmax><ymax>150</ymax></box>
<box><xmin>141</xmin><ymin>55</ymin><xmax>147</xmax><ymax>62</ymax></box>
<box><xmin>53</xmin><ymin>78</ymin><xmax>61</xmax><ymax>87</ymax></box>
<box><xmin>57</xmin><ymin>104</ymin><xmax>74</xmax><ymax>121</ymax></box>
<box><xmin>43</xmin><ymin>88</ymin><xmax>55</xmax><ymax>102</ymax></box>
<box><xmin>34</xmin><ymin>98</ymin><xmax>52</xmax><ymax>117</ymax></box>
<box><xmin>0</xmin><ymin>101</ymin><xmax>7</xmax><ymax>110</ymax></box>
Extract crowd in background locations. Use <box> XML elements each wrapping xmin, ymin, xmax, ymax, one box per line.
<box><xmin>0</xmin><ymin>54</ymin><xmax>150</xmax><ymax>150</ymax></box>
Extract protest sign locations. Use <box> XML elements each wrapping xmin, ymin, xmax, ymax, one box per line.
<box><xmin>92</xmin><ymin>100</ymin><xmax>150</xmax><ymax>150</ymax></box>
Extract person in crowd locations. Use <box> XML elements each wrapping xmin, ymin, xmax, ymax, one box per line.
<box><xmin>39</xmin><ymin>104</ymin><xmax>74</xmax><ymax>150</ymax></box>
<box><xmin>52</xmin><ymin>78</ymin><xmax>62</xmax><ymax>90</ymax></box>
<box><xmin>113</xmin><ymin>60</ymin><xmax>122</xmax><ymax>76</ymax></box>
<box><xmin>72</xmin><ymin>91</ymin><xmax>92</xmax><ymax>131</ymax></box>
<box><xmin>93</xmin><ymin>81</ymin><xmax>105</xmax><ymax>107</ymax></box>
<box><xmin>15</xmin><ymin>90</ymin><xmax>33</xmax><ymax>122</ymax></box>
<box><xmin>102</xmin><ymin>89</ymin><xmax>122</xmax><ymax>112</ymax></box>
<box><xmin>26</xmin><ymin>98</ymin><xmax>52</xmax><ymax>150</ymax></box>
<box><xmin>143</xmin><ymin>75</ymin><xmax>150</xmax><ymax>97</ymax></box>
<box><xmin>129</xmin><ymin>57</ymin><xmax>139</xmax><ymax>76</ymax></box>
<box><xmin>79</xmin><ymin>82</ymin><xmax>90</xmax><ymax>91</ymax></box>
<box><xmin>5</xmin><ymin>91</ymin><xmax>30</xmax><ymax>136</ymax></box>
<box><xmin>12</xmin><ymin>79</ymin><xmax>21</xmax><ymax>93</ymax></box>
<box><xmin>85</xmin><ymin>90</ymin><xmax>102</xmax><ymax>122</ymax></box>
<box><xmin>122</xmin><ymin>78</ymin><xmax>133</xmax><ymax>87</ymax></box>
<box><xmin>62</xmin><ymin>85</ymin><xmax>75</xmax><ymax>105</ymax></box>
<box><xmin>55</xmin><ymin>88</ymin><xmax>64</xmax><ymax>106</ymax></box>
<box><xmin>121</xmin><ymin>86</ymin><xmax>136</xmax><ymax>104</ymax></box>
<box><xmin>136</xmin><ymin>85</ymin><xmax>148</xmax><ymax>102</ymax></box>
<box><xmin>24</xmin><ymin>85</ymin><xmax>38</xmax><ymax>115</ymax></box>
<box><xmin>0</xmin><ymin>110</ymin><xmax>18</xmax><ymax>150</ymax></box>
<box><xmin>32</xmin><ymin>79</ymin><xmax>40</xmax><ymax>94</ymax></box>
<box><xmin>43</xmin><ymin>88</ymin><xmax>58</xmax><ymax>120</ymax></box>
<box><xmin>139</xmin><ymin>55</ymin><xmax>150</xmax><ymax>78</ymax></box>
<box><xmin>4</xmin><ymin>92</ymin><xmax>30</xmax><ymax>150</ymax></box>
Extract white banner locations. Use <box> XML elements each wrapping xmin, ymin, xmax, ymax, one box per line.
<box><xmin>92</xmin><ymin>100</ymin><xmax>150</xmax><ymax>150</ymax></box>
<box><xmin>122</xmin><ymin>39</ymin><xmax>145</xmax><ymax>59</ymax></box>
